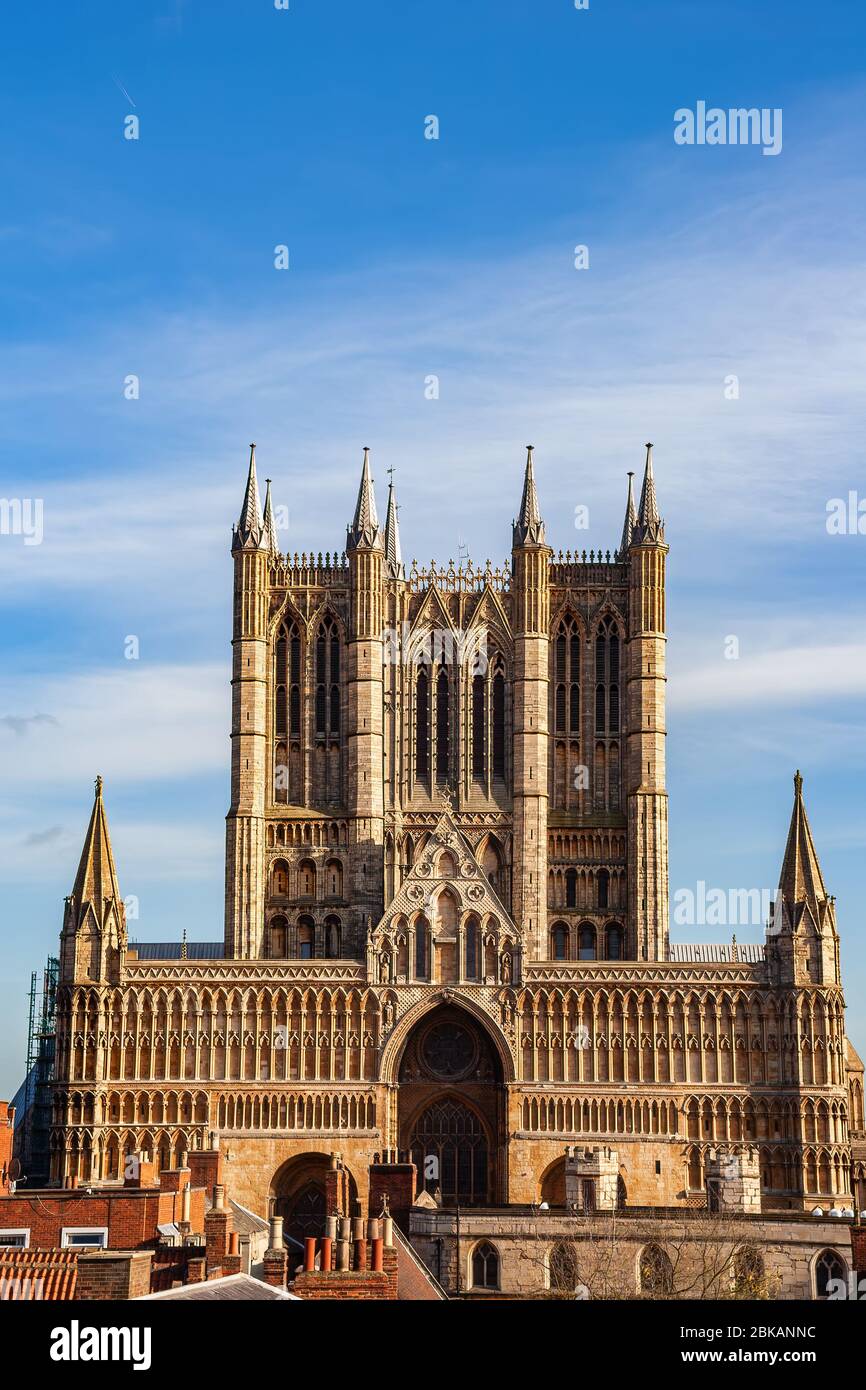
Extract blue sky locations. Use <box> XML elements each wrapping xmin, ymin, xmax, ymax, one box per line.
<box><xmin>1</xmin><ymin>0</ymin><xmax>866</xmax><ymax>1094</ymax></box>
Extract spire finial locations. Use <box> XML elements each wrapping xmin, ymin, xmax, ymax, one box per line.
<box><xmin>94</xmin><ymin>774</ymin><xmax>103</xmax><ymax>800</ymax></box>
<box><xmin>794</xmin><ymin>768</ymin><xmax>803</xmax><ymax>793</ymax></box>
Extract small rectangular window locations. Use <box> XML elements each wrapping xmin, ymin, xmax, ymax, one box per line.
<box><xmin>61</xmin><ymin>1228</ymin><xmax>108</xmax><ymax>1249</ymax></box>
<box><xmin>0</xmin><ymin>1230</ymin><xmax>29</xmax><ymax>1248</ymax></box>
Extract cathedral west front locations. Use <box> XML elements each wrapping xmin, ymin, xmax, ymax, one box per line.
<box><xmin>50</xmin><ymin>442</ymin><xmax>865</xmax><ymax>1281</ymax></box>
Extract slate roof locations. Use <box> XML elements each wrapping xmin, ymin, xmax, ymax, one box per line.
<box><xmin>138</xmin><ymin>1272</ymin><xmax>300</xmax><ymax>1301</ymax></box>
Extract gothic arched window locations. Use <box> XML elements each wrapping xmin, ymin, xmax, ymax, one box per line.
<box><xmin>436</xmin><ymin>667</ymin><xmax>450</xmax><ymax>782</ymax></box>
<box><xmin>471</xmin><ymin>1242</ymin><xmax>499</xmax><ymax>1290</ymax></box>
<box><xmin>565</xmin><ymin>868</ymin><xmax>577</xmax><ymax>908</ymax></box>
<box><xmin>550</xmin><ymin>1241</ymin><xmax>580</xmax><ymax>1294</ymax></box>
<box><xmin>640</xmin><ymin>1244</ymin><xmax>673</xmax><ymax>1296</ymax></box>
<box><xmin>415</xmin><ymin>917</ymin><xmax>430</xmax><ymax>980</ymax></box>
<box><xmin>415</xmin><ymin>667</ymin><xmax>429</xmax><ymax>778</ymax></box>
<box><xmin>472</xmin><ymin>673</ymin><xmax>485</xmax><ymax>777</ymax></box>
<box><xmin>815</xmin><ymin>1248</ymin><xmax>846</xmax><ymax>1299</ymax></box>
<box><xmin>464</xmin><ymin>918</ymin><xmax>480</xmax><ymax>980</ymax></box>
<box><xmin>275</xmin><ymin>620</ymin><xmax>303</xmax><ymax>803</ymax></box>
<box><xmin>314</xmin><ymin>617</ymin><xmax>341</xmax><ymax>737</ymax></box>
<box><xmin>492</xmin><ymin>663</ymin><xmax>505</xmax><ymax>779</ymax></box>
<box><xmin>553</xmin><ymin>618</ymin><xmax>580</xmax><ymax>735</ymax></box>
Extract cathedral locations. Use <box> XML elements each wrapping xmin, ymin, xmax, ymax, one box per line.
<box><xmin>50</xmin><ymin>442</ymin><xmax>865</xmax><ymax>1288</ymax></box>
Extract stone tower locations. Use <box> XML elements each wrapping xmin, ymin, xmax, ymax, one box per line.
<box><xmin>625</xmin><ymin>444</ymin><xmax>669</xmax><ymax>961</ymax></box>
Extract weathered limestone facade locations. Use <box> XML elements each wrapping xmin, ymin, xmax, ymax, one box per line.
<box><xmin>50</xmin><ymin>443</ymin><xmax>864</xmax><ymax>1260</ymax></box>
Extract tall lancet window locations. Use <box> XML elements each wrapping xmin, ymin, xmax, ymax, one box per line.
<box><xmin>416</xmin><ymin>666</ymin><xmax>429</xmax><ymax>777</ymax></box>
<box><xmin>593</xmin><ymin>615</ymin><xmax>621</xmax><ymax>811</ymax></box>
<box><xmin>492</xmin><ymin>657</ymin><xmax>506</xmax><ymax>780</ymax></box>
<box><xmin>551</xmin><ymin>616</ymin><xmax>581</xmax><ymax>811</ymax></box>
<box><xmin>275</xmin><ymin>620</ymin><xmax>303</xmax><ymax>804</ymax></box>
<box><xmin>436</xmin><ymin>666</ymin><xmax>450</xmax><ymax>782</ymax></box>
<box><xmin>313</xmin><ymin>615</ymin><xmax>342</xmax><ymax>806</ymax></box>
<box><xmin>472</xmin><ymin>674</ymin><xmax>485</xmax><ymax>776</ymax></box>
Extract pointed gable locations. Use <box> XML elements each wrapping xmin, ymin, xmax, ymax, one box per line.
<box><xmin>372</xmin><ymin>810</ymin><xmax>521</xmax><ymax>942</ymax></box>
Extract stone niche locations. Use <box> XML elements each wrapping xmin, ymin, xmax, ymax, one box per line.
<box><xmin>704</xmin><ymin>1146</ymin><xmax>762</xmax><ymax>1214</ymax></box>
<box><xmin>564</xmin><ymin>1145</ymin><xmax>620</xmax><ymax>1212</ymax></box>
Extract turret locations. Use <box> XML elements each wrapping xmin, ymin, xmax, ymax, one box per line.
<box><xmin>346</xmin><ymin>449</ymin><xmax>386</xmax><ymax>938</ymax></box>
<box><xmin>225</xmin><ymin>444</ymin><xmax>270</xmax><ymax>957</ymax></box>
<box><xmin>511</xmin><ymin>446</ymin><xmax>551</xmax><ymax>958</ymax></box>
<box><xmin>625</xmin><ymin>444</ymin><xmax>669</xmax><ymax>960</ymax></box>
<box><xmin>60</xmin><ymin>776</ymin><xmax>126</xmax><ymax>984</ymax></box>
<box><xmin>767</xmin><ymin>771</ymin><xmax>840</xmax><ymax>987</ymax></box>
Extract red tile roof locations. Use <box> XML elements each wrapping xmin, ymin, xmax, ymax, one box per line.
<box><xmin>0</xmin><ymin>1248</ymin><xmax>78</xmax><ymax>1300</ymax></box>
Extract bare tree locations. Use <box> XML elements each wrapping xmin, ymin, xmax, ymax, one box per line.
<box><xmin>517</xmin><ymin>1209</ymin><xmax>779</xmax><ymax>1301</ymax></box>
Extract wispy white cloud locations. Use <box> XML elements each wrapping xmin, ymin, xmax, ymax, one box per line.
<box><xmin>671</xmin><ymin>643</ymin><xmax>866</xmax><ymax>710</ymax></box>
<box><xmin>0</xmin><ymin>663</ymin><xmax>227</xmax><ymax>784</ymax></box>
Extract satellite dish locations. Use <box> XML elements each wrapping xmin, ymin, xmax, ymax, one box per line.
<box><xmin>7</xmin><ymin>1157</ymin><xmax>22</xmax><ymax>1181</ymax></box>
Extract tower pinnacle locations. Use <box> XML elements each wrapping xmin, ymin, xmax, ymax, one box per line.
<box><xmin>778</xmin><ymin>769</ymin><xmax>828</xmax><ymax>913</ymax></box>
<box><xmin>512</xmin><ymin>445</ymin><xmax>545</xmax><ymax>547</ymax></box>
<box><xmin>69</xmin><ymin>777</ymin><xmax>124</xmax><ymax>932</ymax></box>
<box><xmin>347</xmin><ymin>447</ymin><xmax>383</xmax><ymax>551</ymax></box>
<box><xmin>634</xmin><ymin>442</ymin><xmax>664</xmax><ymax>544</ymax></box>
<box><xmin>262</xmin><ymin>478</ymin><xmax>279</xmax><ymax>556</ymax></box>
<box><xmin>233</xmin><ymin>443</ymin><xmax>267</xmax><ymax>551</ymax></box>
<box><xmin>618</xmin><ymin>470</ymin><xmax>637</xmax><ymax>557</ymax></box>
<box><xmin>384</xmin><ymin>470</ymin><xmax>403</xmax><ymax>576</ymax></box>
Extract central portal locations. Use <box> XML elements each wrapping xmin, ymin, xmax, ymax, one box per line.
<box><xmin>397</xmin><ymin>1004</ymin><xmax>504</xmax><ymax>1206</ymax></box>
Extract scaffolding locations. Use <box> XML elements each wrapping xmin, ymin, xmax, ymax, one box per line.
<box><xmin>20</xmin><ymin>955</ymin><xmax>59</xmax><ymax>1186</ymax></box>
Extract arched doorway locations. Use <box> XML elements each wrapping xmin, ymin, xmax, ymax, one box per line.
<box><xmin>398</xmin><ymin>1004</ymin><xmax>504</xmax><ymax>1206</ymax></box>
<box><xmin>269</xmin><ymin>1153</ymin><xmax>356</xmax><ymax>1243</ymax></box>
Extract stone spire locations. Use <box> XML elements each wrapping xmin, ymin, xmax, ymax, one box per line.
<box><xmin>262</xmin><ymin>478</ymin><xmax>279</xmax><ymax>556</ymax></box>
<box><xmin>778</xmin><ymin>770</ymin><xmax>828</xmax><ymax>914</ymax></box>
<box><xmin>512</xmin><ymin>445</ymin><xmax>545</xmax><ymax>547</ymax></box>
<box><xmin>68</xmin><ymin>775</ymin><xmax>125</xmax><ymax>932</ymax></box>
<box><xmin>618</xmin><ymin>470</ymin><xmax>637</xmax><ymax>557</ymax></box>
<box><xmin>384</xmin><ymin>473</ymin><xmax>403</xmax><ymax>576</ymax></box>
<box><xmin>634</xmin><ymin>442</ymin><xmax>664</xmax><ymax>544</ymax></box>
<box><xmin>233</xmin><ymin>443</ymin><xmax>266</xmax><ymax>551</ymax></box>
<box><xmin>347</xmin><ymin>447</ymin><xmax>383</xmax><ymax>551</ymax></box>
